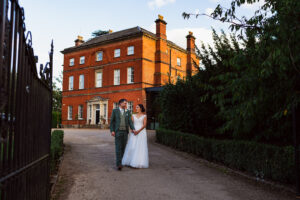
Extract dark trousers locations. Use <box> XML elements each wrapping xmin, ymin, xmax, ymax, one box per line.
<box><xmin>115</xmin><ymin>130</ymin><xmax>128</xmax><ymax>167</ymax></box>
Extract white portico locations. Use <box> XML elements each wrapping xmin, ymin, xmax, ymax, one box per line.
<box><xmin>86</xmin><ymin>96</ymin><xmax>108</xmax><ymax>125</ymax></box>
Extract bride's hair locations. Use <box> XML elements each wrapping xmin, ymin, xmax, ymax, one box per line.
<box><xmin>138</xmin><ymin>104</ymin><xmax>146</xmax><ymax>112</ymax></box>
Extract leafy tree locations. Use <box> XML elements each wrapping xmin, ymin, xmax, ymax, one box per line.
<box><xmin>159</xmin><ymin>0</ymin><xmax>300</xmax><ymax>145</ymax></box>
<box><xmin>52</xmin><ymin>72</ymin><xmax>62</xmax><ymax>112</ymax></box>
<box><xmin>91</xmin><ymin>30</ymin><xmax>109</xmax><ymax>37</ymax></box>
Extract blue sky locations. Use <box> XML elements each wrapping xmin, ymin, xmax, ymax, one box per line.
<box><xmin>20</xmin><ymin>0</ymin><xmax>264</xmax><ymax>85</ymax></box>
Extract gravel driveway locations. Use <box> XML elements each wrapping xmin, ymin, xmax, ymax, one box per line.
<box><xmin>51</xmin><ymin>129</ymin><xmax>294</xmax><ymax>200</ymax></box>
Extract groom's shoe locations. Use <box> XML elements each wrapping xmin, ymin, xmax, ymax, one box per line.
<box><xmin>117</xmin><ymin>165</ymin><xmax>123</xmax><ymax>171</ymax></box>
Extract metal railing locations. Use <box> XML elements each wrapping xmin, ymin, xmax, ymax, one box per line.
<box><xmin>0</xmin><ymin>0</ymin><xmax>53</xmax><ymax>199</ymax></box>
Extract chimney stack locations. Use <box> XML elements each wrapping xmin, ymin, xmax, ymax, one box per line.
<box><xmin>155</xmin><ymin>14</ymin><xmax>167</xmax><ymax>39</ymax></box>
<box><xmin>186</xmin><ymin>31</ymin><xmax>195</xmax><ymax>53</ymax></box>
<box><xmin>186</xmin><ymin>31</ymin><xmax>197</xmax><ymax>77</ymax></box>
<box><xmin>75</xmin><ymin>35</ymin><xmax>84</xmax><ymax>47</ymax></box>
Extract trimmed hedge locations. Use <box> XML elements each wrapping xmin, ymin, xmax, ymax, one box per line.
<box><xmin>50</xmin><ymin>130</ymin><xmax>64</xmax><ymax>174</ymax></box>
<box><xmin>52</xmin><ymin>111</ymin><xmax>61</xmax><ymax>128</ymax></box>
<box><xmin>156</xmin><ymin>128</ymin><xmax>295</xmax><ymax>184</ymax></box>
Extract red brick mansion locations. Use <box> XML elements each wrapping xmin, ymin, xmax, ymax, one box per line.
<box><xmin>61</xmin><ymin>15</ymin><xmax>199</xmax><ymax>127</ymax></box>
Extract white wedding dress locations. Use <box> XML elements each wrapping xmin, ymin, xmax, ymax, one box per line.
<box><xmin>122</xmin><ymin>114</ymin><xmax>149</xmax><ymax>168</ymax></box>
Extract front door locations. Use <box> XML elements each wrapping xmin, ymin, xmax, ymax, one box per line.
<box><xmin>96</xmin><ymin>110</ymin><xmax>100</xmax><ymax>124</ymax></box>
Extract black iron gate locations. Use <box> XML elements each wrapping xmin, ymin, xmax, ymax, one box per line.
<box><xmin>0</xmin><ymin>0</ymin><xmax>53</xmax><ymax>199</ymax></box>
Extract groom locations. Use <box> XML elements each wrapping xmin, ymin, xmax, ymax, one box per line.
<box><xmin>110</xmin><ymin>99</ymin><xmax>136</xmax><ymax>170</ymax></box>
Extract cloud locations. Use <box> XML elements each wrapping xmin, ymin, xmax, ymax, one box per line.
<box><xmin>148</xmin><ymin>0</ymin><xmax>176</xmax><ymax>9</ymax></box>
<box><xmin>205</xmin><ymin>8</ymin><xmax>214</xmax><ymax>15</ymax></box>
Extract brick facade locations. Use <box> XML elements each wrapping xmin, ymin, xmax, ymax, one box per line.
<box><xmin>61</xmin><ymin>15</ymin><xmax>199</xmax><ymax>127</ymax></box>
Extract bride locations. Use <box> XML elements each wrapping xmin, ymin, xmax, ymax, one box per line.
<box><xmin>122</xmin><ymin>104</ymin><xmax>149</xmax><ymax>168</ymax></box>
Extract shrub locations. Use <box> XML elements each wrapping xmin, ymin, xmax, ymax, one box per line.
<box><xmin>50</xmin><ymin>130</ymin><xmax>64</xmax><ymax>174</ymax></box>
<box><xmin>156</xmin><ymin>128</ymin><xmax>295</xmax><ymax>184</ymax></box>
<box><xmin>52</xmin><ymin>111</ymin><xmax>61</xmax><ymax>128</ymax></box>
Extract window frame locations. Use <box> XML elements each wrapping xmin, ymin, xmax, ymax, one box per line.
<box><xmin>68</xmin><ymin>106</ymin><xmax>73</xmax><ymax>120</ymax></box>
<box><xmin>127</xmin><ymin>67</ymin><xmax>134</xmax><ymax>84</ymax></box>
<box><xmin>69</xmin><ymin>58</ymin><xmax>74</xmax><ymax>66</ymax></box>
<box><xmin>128</xmin><ymin>101</ymin><xmax>133</xmax><ymax>113</ymax></box>
<box><xmin>96</xmin><ymin>71</ymin><xmax>103</xmax><ymax>88</ymax></box>
<box><xmin>79</xmin><ymin>56</ymin><xmax>85</xmax><ymax>64</ymax></box>
<box><xmin>114</xmin><ymin>49</ymin><xmax>120</xmax><ymax>58</ymax></box>
<box><xmin>177</xmin><ymin>57</ymin><xmax>181</xmax><ymax>66</ymax></box>
<box><xmin>103</xmin><ymin>104</ymin><xmax>107</xmax><ymax>118</ymax></box>
<box><xmin>113</xmin><ymin>102</ymin><xmax>118</xmax><ymax>109</ymax></box>
<box><xmin>69</xmin><ymin>76</ymin><xmax>74</xmax><ymax>90</ymax></box>
<box><xmin>127</xmin><ymin>46</ymin><xmax>134</xmax><ymax>55</ymax></box>
<box><xmin>89</xmin><ymin>105</ymin><xmax>92</xmax><ymax>119</ymax></box>
<box><xmin>114</xmin><ymin>69</ymin><xmax>120</xmax><ymax>85</ymax></box>
<box><xmin>78</xmin><ymin>105</ymin><xmax>83</xmax><ymax>119</ymax></box>
<box><xmin>96</xmin><ymin>51</ymin><xmax>103</xmax><ymax>61</ymax></box>
<box><xmin>79</xmin><ymin>74</ymin><xmax>84</xmax><ymax>89</ymax></box>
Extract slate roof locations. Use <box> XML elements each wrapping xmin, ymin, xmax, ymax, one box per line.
<box><xmin>61</xmin><ymin>26</ymin><xmax>186</xmax><ymax>54</ymax></box>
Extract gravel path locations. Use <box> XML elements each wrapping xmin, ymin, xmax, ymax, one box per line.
<box><xmin>51</xmin><ymin>129</ymin><xmax>294</xmax><ymax>200</ymax></box>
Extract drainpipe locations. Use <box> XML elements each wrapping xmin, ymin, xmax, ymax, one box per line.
<box><xmin>169</xmin><ymin>49</ymin><xmax>172</xmax><ymax>83</ymax></box>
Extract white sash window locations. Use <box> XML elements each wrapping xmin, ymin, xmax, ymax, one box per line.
<box><xmin>78</xmin><ymin>105</ymin><xmax>83</xmax><ymax>119</ymax></box>
<box><xmin>69</xmin><ymin>76</ymin><xmax>74</xmax><ymax>90</ymax></box>
<box><xmin>79</xmin><ymin>74</ymin><xmax>84</xmax><ymax>89</ymax></box>
<box><xmin>114</xmin><ymin>69</ymin><xmax>120</xmax><ymax>85</ymax></box>
<box><xmin>96</xmin><ymin>51</ymin><xmax>103</xmax><ymax>61</ymax></box>
<box><xmin>127</xmin><ymin>46</ymin><xmax>134</xmax><ymax>55</ymax></box>
<box><xmin>69</xmin><ymin>58</ymin><xmax>74</xmax><ymax>66</ymax></box>
<box><xmin>80</xmin><ymin>56</ymin><xmax>85</xmax><ymax>64</ymax></box>
<box><xmin>127</xmin><ymin>67</ymin><xmax>134</xmax><ymax>84</ymax></box>
<box><xmin>96</xmin><ymin>72</ymin><xmax>102</xmax><ymax>87</ymax></box>
<box><xmin>68</xmin><ymin>106</ymin><xmax>73</xmax><ymax>120</ymax></box>
<box><xmin>114</xmin><ymin>49</ymin><xmax>120</xmax><ymax>58</ymax></box>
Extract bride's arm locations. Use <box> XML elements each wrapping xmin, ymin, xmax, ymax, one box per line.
<box><xmin>130</xmin><ymin>115</ymin><xmax>135</xmax><ymax>132</ymax></box>
<box><xmin>137</xmin><ymin>115</ymin><xmax>147</xmax><ymax>134</ymax></box>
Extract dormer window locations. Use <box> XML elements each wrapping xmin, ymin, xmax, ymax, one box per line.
<box><xmin>80</xmin><ymin>56</ymin><xmax>85</xmax><ymax>64</ymax></box>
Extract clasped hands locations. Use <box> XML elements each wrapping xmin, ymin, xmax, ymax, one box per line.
<box><xmin>111</xmin><ymin>130</ymin><xmax>139</xmax><ymax>137</ymax></box>
<box><xmin>133</xmin><ymin>130</ymin><xmax>139</xmax><ymax>135</ymax></box>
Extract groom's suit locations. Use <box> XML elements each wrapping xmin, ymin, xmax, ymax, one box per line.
<box><xmin>110</xmin><ymin>108</ymin><xmax>135</xmax><ymax>167</ymax></box>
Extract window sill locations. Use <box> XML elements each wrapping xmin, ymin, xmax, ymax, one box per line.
<box><xmin>68</xmin><ymin>118</ymin><xmax>72</xmax><ymax>120</ymax></box>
